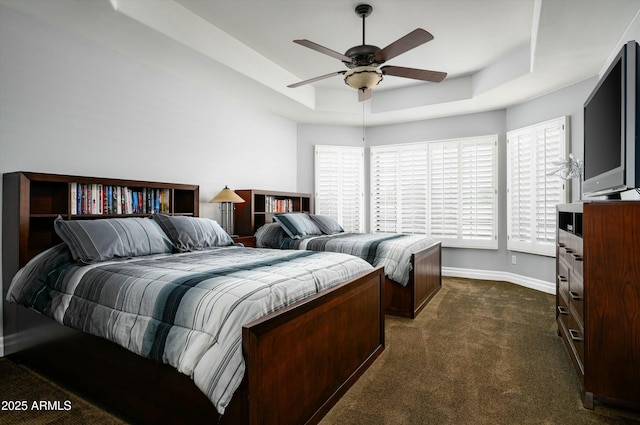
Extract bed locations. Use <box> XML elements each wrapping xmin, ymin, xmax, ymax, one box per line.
<box><xmin>255</xmin><ymin>213</ymin><xmax>442</xmax><ymax>318</ymax></box>
<box><xmin>2</xmin><ymin>172</ymin><xmax>385</xmax><ymax>425</ymax></box>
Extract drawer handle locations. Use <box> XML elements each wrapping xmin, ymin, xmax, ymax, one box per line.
<box><xmin>557</xmin><ymin>275</ymin><xmax>567</xmax><ymax>282</ymax></box>
<box><xmin>557</xmin><ymin>306</ymin><xmax>569</xmax><ymax>315</ymax></box>
<box><xmin>569</xmin><ymin>291</ymin><xmax>582</xmax><ymax>301</ymax></box>
<box><xmin>572</xmin><ymin>254</ymin><xmax>583</xmax><ymax>262</ymax></box>
<box><xmin>558</xmin><ymin>243</ymin><xmax>565</xmax><ymax>248</ymax></box>
<box><xmin>569</xmin><ymin>329</ymin><xmax>583</xmax><ymax>342</ymax></box>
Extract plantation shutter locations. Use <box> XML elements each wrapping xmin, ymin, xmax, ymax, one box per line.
<box><xmin>428</xmin><ymin>141</ymin><xmax>460</xmax><ymax>239</ymax></box>
<box><xmin>371</xmin><ymin>135</ymin><xmax>497</xmax><ymax>249</ymax></box>
<box><xmin>507</xmin><ymin>117</ymin><xmax>568</xmax><ymax>256</ymax></box>
<box><xmin>314</xmin><ymin>145</ymin><xmax>364</xmax><ymax>232</ymax></box>
<box><xmin>398</xmin><ymin>146</ymin><xmax>428</xmax><ymax>233</ymax></box>
<box><xmin>370</xmin><ymin>144</ymin><xmax>428</xmax><ymax>233</ymax></box>
<box><xmin>428</xmin><ymin>136</ymin><xmax>498</xmax><ymax>248</ymax></box>
<box><xmin>370</xmin><ymin>146</ymin><xmax>399</xmax><ymax>232</ymax></box>
<box><xmin>535</xmin><ymin>124</ymin><xmax>563</xmax><ymax>245</ymax></box>
<box><xmin>507</xmin><ymin>131</ymin><xmax>533</xmax><ymax>244</ymax></box>
<box><xmin>460</xmin><ymin>138</ymin><xmax>497</xmax><ymax>243</ymax></box>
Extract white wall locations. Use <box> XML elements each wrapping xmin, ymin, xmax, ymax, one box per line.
<box><xmin>296</xmin><ymin>124</ymin><xmax>364</xmax><ymax>195</ymax></box>
<box><xmin>365</xmin><ymin>111</ymin><xmax>506</xmax><ymax>147</ymax></box>
<box><xmin>0</xmin><ymin>6</ymin><xmax>297</xmax><ymax>356</ymax></box>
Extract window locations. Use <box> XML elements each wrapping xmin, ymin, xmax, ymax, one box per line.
<box><xmin>370</xmin><ymin>144</ymin><xmax>428</xmax><ymax>233</ymax></box>
<box><xmin>314</xmin><ymin>145</ymin><xmax>364</xmax><ymax>232</ymax></box>
<box><xmin>371</xmin><ymin>135</ymin><xmax>498</xmax><ymax>249</ymax></box>
<box><xmin>507</xmin><ymin>116</ymin><xmax>569</xmax><ymax>256</ymax></box>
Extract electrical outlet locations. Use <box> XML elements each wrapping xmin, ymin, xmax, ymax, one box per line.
<box><xmin>511</xmin><ymin>255</ymin><xmax>517</xmax><ymax>265</ymax></box>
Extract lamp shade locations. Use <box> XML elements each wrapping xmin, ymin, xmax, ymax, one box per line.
<box><xmin>209</xmin><ymin>186</ymin><xmax>245</xmax><ymax>204</ymax></box>
<box><xmin>344</xmin><ymin>66</ymin><xmax>383</xmax><ymax>90</ymax></box>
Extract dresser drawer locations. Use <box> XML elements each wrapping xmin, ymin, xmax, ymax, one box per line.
<box><xmin>572</xmin><ymin>251</ymin><xmax>584</xmax><ymax>280</ymax></box>
<box><xmin>557</xmin><ymin>295</ymin><xmax>570</xmax><ymax>330</ymax></box>
<box><xmin>557</xmin><ymin>300</ymin><xmax>585</xmax><ymax>378</ymax></box>
<box><xmin>558</xmin><ymin>230</ymin><xmax>570</xmax><ymax>250</ymax></box>
<box><xmin>557</xmin><ymin>261</ymin><xmax>570</xmax><ymax>305</ymax></box>
<box><xmin>559</xmin><ymin>246</ymin><xmax>575</xmax><ymax>270</ymax></box>
<box><xmin>569</xmin><ymin>274</ymin><xmax>584</xmax><ymax>328</ymax></box>
<box><xmin>567</xmin><ymin>312</ymin><xmax>585</xmax><ymax>371</ymax></box>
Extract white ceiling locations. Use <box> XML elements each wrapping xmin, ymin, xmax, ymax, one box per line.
<box><xmin>2</xmin><ymin>0</ymin><xmax>640</xmax><ymax>126</ymax></box>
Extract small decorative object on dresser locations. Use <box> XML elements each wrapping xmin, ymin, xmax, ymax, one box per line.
<box><xmin>556</xmin><ymin>202</ymin><xmax>640</xmax><ymax>410</ymax></box>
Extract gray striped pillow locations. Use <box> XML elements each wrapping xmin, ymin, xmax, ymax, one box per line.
<box><xmin>307</xmin><ymin>214</ymin><xmax>344</xmax><ymax>234</ymax></box>
<box><xmin>274</xmin><ymin>213</ymin><xmax>322</xmax><ymax>239</ymax></box>
<box><xmin>151</xmin><ymin>214</ymin><xmax>233</xmax><ymax>252</ymax></box>
<box><xmin>255</xmin><ymin>223</ymin><xmax>286</xmax><ymax>248</ymax></box>
<box><xmin>54</xmin><ymin>216</ymin><xmax>173</xmax><ymax>264</ymax></box>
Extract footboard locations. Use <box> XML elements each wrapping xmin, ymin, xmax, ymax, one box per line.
<box><xmin>411</xmin><ymin>241</ymin><xmax>442</xmax><ymax>316</ymax></box>
<box><xmin>384</xmin><ymin>241</ymin><xmax>442</xmax><ymax>318</ymax></box>
<box><xmin>242</xmin><ymin>267</ymin><xmax>385</xmax><ymax>425</ymax></box>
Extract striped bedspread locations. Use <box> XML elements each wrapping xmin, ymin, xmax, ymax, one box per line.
<box><xmin>281</xmin><ymin>233</ymin><xmax>437</xmax><ymax>286</ymax></box>
<box><xmin>6</xmin><ymin>244</ymin><xmax>373</xmax><ymax>415</ymax></box>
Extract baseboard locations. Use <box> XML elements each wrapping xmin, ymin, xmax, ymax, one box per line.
<box><xmin>442</xmin><ymin>267</ymin><xmax>555</xmax><ymax>295</ymax></box>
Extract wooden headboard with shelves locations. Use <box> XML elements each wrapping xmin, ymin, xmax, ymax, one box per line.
<box><xmin>2</xmin><ymin>171</ymin><xmax>199</xmax><ymax>354</ymax></box>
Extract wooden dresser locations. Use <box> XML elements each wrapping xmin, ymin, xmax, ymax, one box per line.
<box><xmin>556</xmin><ymin>202</ymin><xmax>640</xmax><ymax>409</ymax></box>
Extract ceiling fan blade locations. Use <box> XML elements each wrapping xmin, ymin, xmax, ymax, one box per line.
<box><xmin>358</xmin><ymin>88</ymin><xmax>372</xmax><ymax>102</ymax></box>
<box><xmin>374</xmin><ymin>29</ymin><xmax>434</xmax><ymax>63</ymax></box>
<box><xmin>288</xmin><ymin>71</ymin><xmax>346</xmax><ymax>88</ymax></box>
<box><xmin>381</xmin><ymin>65</ymin><xmax>447</xmax><ymax>82</ymax></box>
<box><xmin>293</xmin><ymin>39</ymin><xmax>352</xmax><ymax>63</ymax></box>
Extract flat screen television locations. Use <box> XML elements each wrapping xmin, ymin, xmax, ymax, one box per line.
<box><xmin>583</xmin><ymin>40</ymin><xmax>639</xmax><ymax>199</ymax></box>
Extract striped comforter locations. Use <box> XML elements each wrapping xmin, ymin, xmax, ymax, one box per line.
<box><xmin>280</xmin><ymin>233</ymin><xmax>438</xmax><ymax>286</ymax></box>
<box><xmin>6</xmin><ymin>244</ymin><xmax>373</xmax><ymax>415</ymax></box>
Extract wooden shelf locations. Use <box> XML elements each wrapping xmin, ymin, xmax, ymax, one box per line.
<box><xmin>2</xmin><ymin>172</ymin><xmax>199</xmax><ymax>270</ymax></box>
<box><xmin>234</xmin><ymin>189</ymin><xmax>312</xmax><ymax>236</ymax></box>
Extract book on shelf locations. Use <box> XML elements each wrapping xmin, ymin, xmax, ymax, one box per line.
<box><xmin>71</xmin><ymin>183</ymin><xmax>171</xmax><ymax>216</ymax></box>
<box><xmin>264</xmin><ymin>195</ymin><xmax>294</xmax><ymax>213</ymax></box>
<box><xmin>71</xmin><ymin>183</ymin><xmax>77</xmax><ymax>215</ymax></box>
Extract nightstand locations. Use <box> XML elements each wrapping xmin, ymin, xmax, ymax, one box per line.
<box><xmin>232</xmin><ymin>235</ymin><xmax>257</xmax><ymax>247</ymax></box>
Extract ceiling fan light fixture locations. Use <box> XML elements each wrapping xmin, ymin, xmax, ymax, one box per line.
<box><xmin>344</xmin><ymin>66</ymin><xmax>383</xmax><ymax>90</ymax></box>
<box><xmin>289</xmin><ymin>3</ymin><xmax>446</xmax><ymax>101</ymax></box>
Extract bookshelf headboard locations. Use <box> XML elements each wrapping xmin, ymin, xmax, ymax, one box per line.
<box><xmin>2</xmin><ymin>171</ymin><xmax>199</xmax><ymax>355</ymax></box>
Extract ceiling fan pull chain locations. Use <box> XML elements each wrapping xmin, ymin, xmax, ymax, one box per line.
<box><xmin>362</xmin><ymin>98</ymin><xmax>366</xmax><ymax>144</ymax></box>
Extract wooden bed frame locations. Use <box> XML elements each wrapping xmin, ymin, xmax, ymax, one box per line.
<box><xmin>384</xmin><ymin>241</ymin><xmax>442</xmax><ymax>319</ymax></box>
<box><xmin>2</xmin><ymin>172</ymin><xmax>385</xmax><ymax>425</ymax></box>
<box><xmin>234</xmin><ymin>190</ymin><xmax>442</xmax><ymax>319</ymax></box>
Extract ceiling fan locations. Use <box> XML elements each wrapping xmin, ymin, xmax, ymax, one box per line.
<box><xmin>288</xmin><ymin>3</ymin><xmax>447</xmax><ymax>101</ymax></box>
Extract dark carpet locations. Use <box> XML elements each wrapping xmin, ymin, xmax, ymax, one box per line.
<box><xmin>1</xmin><ymin>277</ymin><xmax>639</xmax><ymax>424</ymax></box>
<box><xmin>0</xmin><ymin>357</ymin><xmax>125</xmax><ymax>424</ymax></box>
<box><xmin>319</xmin><ymin>277</ymin><xmax>640</xmax><ymax>425</ymax></box>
